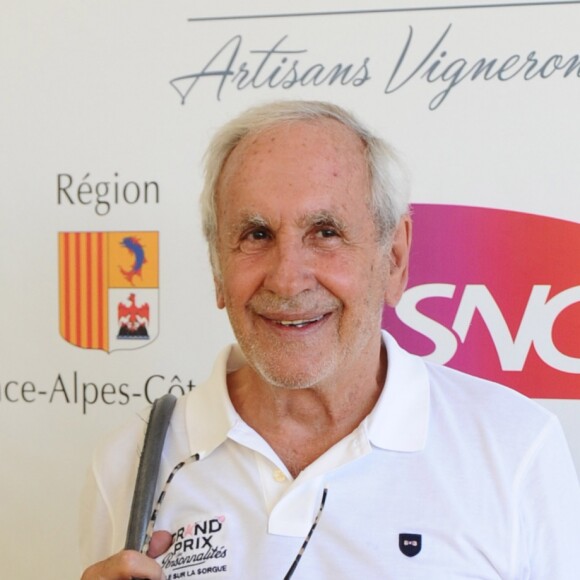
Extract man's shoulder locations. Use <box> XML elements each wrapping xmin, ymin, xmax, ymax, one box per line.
<box><xmin>94</xmin><ymin>382</ymin><xmax>210</xmax><ymax>459</ymax></box>
<box><xmin>384</xmin><ymin>330</ymin><xmax>552</xmax><ymax>426</ymax></box>
<box><xmin>421</xmin><ymin>358</ymin><xmax>557</xmax><ymax>458</ymax></box>
<box><xmin>425</xmin><ymin>359</ymin><xmax>548</xmax><ymax>414</ymax></box>
<box><xmin>93</xmin><ymin>344</ymin><xmax>238</xmax><ymax>472</ymax></box>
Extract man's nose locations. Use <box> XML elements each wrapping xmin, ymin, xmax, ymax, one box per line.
<box><xmin>262</xmin><ymin>236</ymin><xmax>315</xmax><ymax>298</ymax></box>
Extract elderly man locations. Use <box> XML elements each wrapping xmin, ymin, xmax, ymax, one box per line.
<box><xmin>80</xmin><ymin>101</ymin><xmax>580</xmax><ymax>579</ymax></box>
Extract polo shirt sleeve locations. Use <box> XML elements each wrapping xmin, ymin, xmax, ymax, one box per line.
<box><xmin>78</xmin><ymin>415</ymin><xmax>146</xmax><ymax>571</ymax></box>
<box><xmin>516</xmin><ymin>416</ymin><xmax>580</xmax><ymax>579</ymax></box>
<box><xmin>78</xmin><ymin>454</ymin><xmax>117</xmax><ymax>570</ymax></box>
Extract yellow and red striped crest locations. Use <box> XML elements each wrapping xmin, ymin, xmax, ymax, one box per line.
<box><xmin>58</xmin><ymin>232</ymin><xmax>159</xmax><ymax>352</ymax></box>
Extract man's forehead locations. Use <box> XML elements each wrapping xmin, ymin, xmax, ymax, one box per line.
<box><xmin>226</xmin><ymin>118</ymin><xmax>365</xmax><ymax>168</ymax></box>
<box><xmin>215</xmin><ymin>118</ymin><xmax>372</xmax><ymax>228</ymax></box>
<box><xmin>217</xmin><ymin>120</ymin><xmax>368</xmax><ymax>197</ymax></box>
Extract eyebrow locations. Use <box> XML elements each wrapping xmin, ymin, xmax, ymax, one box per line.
<box><xmin>227</xmin><ymin>212</ymin><xmax>270</xmax><ymax>240</ymax></box>
<box><xmin>227</xmin><ymin>209</ymin><xmax>349</xmax><ymax>239</ymax></box>
<box><xmin>298</xmin><ymin>210</ymin><xmax>348</xmax><ymax>233</ymax></box>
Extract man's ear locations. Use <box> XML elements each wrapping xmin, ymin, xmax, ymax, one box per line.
<box><xmin>215</xmin><ymin>276</ymin><xmax>226</xmax><ymax>310</ymax></box>
<box><xmin>384</xmin><ymin>214</ymin><xmax>412</xmax><ymax>307</ymax></box>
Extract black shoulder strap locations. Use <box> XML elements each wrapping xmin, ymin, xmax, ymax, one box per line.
<box><xmin>125</xmin><ymin>393</ymin><xmax>177</xmax><ymax>552</ymax></box>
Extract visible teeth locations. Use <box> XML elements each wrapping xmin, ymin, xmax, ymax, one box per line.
<box><xmin>278</xmin><ymin>315</ymin><xmax>323</xmax><ymax>328</ymax></box>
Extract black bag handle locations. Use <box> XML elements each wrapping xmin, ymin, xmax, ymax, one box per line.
<box><xmin>124</xmin><ymin>393</ymin><xmax>177</xmax><ymax>553</ymax></box>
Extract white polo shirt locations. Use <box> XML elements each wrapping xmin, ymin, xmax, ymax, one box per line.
<box><xmin>80</xmin><ymin>331</ymin><xmax>580</xmax><ymax>579</ymax></box>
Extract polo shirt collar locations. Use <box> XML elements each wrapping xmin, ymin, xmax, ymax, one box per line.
<box><xmin>366</xmin><ymin>330</ymin><xmax>430</xmax><ymax>452</ymax></box>
<box><xmin>186</xmin><ymin>332</ymin><xmax>431</xmax><ymax>458</ymax></box>
<box><xmin>184</xmin><ymin>343</ymin><xmax>242</xmax><ymax>458</ymax></box>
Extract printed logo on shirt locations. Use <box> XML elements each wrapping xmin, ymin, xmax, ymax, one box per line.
<box><xmin>399</xmin><ymin>533</ymin><xmax>422</xmax><ymax>557</ymax></box>
<box><xmin>159</xmin><ymin>515</ymin><xmax>229</xmax><ymax>578</ymax></box>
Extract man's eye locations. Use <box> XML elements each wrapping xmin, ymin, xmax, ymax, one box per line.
<box><xmin>246</xmin><ymin>228</ymin><xmax>270</xmax><ymax>241</ymax></box>
<box><xmin>239</xmin><ymin>228</ymin><xmax>272</xmax><ymax>252</ymax></box>
<box><xmin>316</xmin><ymin>228</ymin><xmax>339</xmax><ymax>238</ymax></box>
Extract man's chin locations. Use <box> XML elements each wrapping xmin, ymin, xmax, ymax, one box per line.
<box><xmin>251</xmin><ymin>360</ymin><xmax>335</xmax><ymax>391</ymax></box>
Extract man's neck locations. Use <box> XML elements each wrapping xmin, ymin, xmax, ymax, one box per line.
<box><xmin>227</xmin><ymin>343</ymin><xmax>387</xmax><ymax>478</ymax></box>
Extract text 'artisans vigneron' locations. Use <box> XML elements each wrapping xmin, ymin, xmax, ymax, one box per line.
<box><xmin>170</xmin><ymin>24</ymin><xmax>580</xmax><ymax>110</ymax></box>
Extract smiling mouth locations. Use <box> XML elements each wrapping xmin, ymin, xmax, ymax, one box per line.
<box><xmin>275</xmin><ymin>315</ymin><xmax>325</xmax><ymax>329</ymax></box>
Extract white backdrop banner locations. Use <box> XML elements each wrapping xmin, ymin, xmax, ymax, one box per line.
<box><xmin>2</xmin><ymin>1</ymin><xmax>580</xmax><ymax>577</ymax></box>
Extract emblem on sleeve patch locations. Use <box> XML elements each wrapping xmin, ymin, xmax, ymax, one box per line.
<box><xmin>399</xmin><ymin>533</ymin><xmax>422</xmax><ymax>557</ymax></box>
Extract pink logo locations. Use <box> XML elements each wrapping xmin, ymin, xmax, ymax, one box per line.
<box><xmin>383</xmin><ymin>204</ymin><xmax>580</xmax><ymax>399</ymax></box>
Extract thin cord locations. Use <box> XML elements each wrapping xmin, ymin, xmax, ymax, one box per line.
<box><xmin>140</xmin><ymin>455</ymin><xmax>327</xmax><ymax>579</ymax></box>
<box><xmin>141</xmin><ymin>453</ymin><xmax>201</xmax><ymax>554</ymax></box>
<box><xmin>283</xmin><ymin>488</ymin><xmax>328</xmax><ymax>580</ymax></box>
